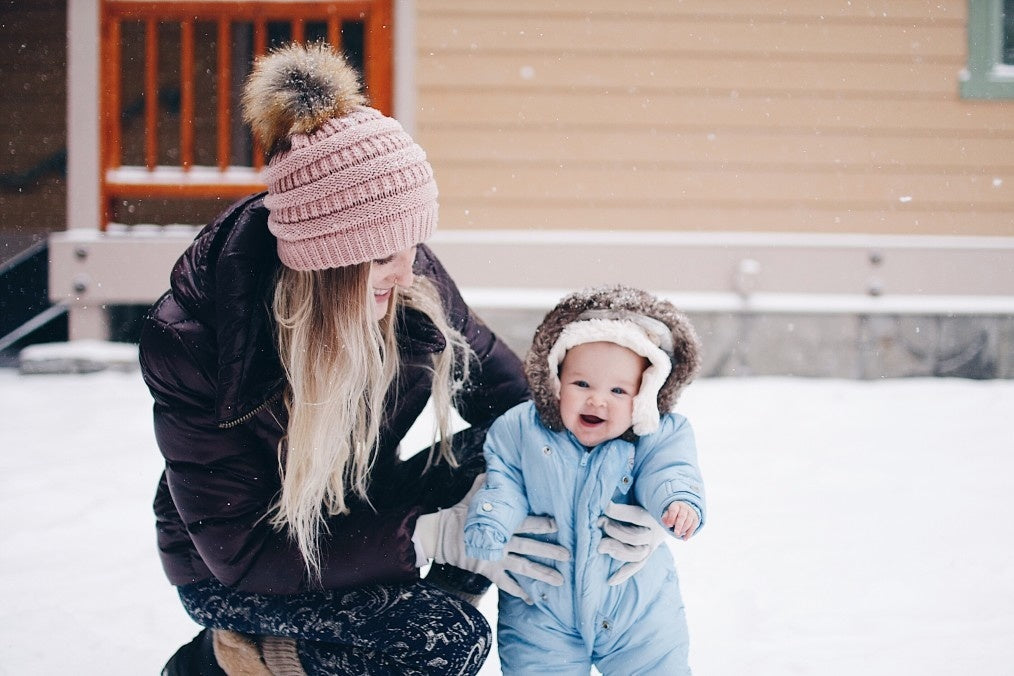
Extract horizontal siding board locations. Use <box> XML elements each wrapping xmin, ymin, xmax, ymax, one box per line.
<box><xmin>435</xmin><ymin>203</ymin><xmax>1014</xmax><ymax>236</ymax></box>
<box><xmin>418</xmin><ymin>15</ymin><xmax>964</xmax><ymax>61</ymax></box>
<box><xmin>420</xmin><ymin>0</ymin><xmax>966</xmax><ymax>23</ymax></box>
<box><xmin>434</xmin><ymin>165</ymin><xmax>1014</xmax><ymax>207</ymax></box>
<box><xmin>418</xmin><ymin>54</ymin><xmax>963</xmax><ymax>96</ymax></box>
<box><xmin>417</xmin><ymin>92</ymin><xmax>1013</xmax><ymax>136</ymax></box>
<box><xmin>421</xmin><ymin>129</ymin><xmax>1014</xmax><ymax>171</ymax></box>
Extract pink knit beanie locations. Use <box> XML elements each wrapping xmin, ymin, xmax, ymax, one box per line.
<box><xmin>243</xmin><ymin>44</ymin><xmax>437</xmax><ymax>270</ymax></box>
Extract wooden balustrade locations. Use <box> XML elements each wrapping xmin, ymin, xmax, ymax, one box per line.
<box><xmin>99</xmin><ymin>0</ymin><xmax>393</xmax><ymax>228</ymax></box>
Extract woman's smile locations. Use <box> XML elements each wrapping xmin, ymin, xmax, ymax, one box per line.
<box><xmin>372</xmin><ymin>287</ymin><xmax>393</xmax><ymax>315</ymax></box>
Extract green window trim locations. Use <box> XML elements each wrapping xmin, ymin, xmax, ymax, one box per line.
<box><xmin>961</xmin><ymin>0</ymin><xmax>1014</xmax><ymax>98</ymax></box>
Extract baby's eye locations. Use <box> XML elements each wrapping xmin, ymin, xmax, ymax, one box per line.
<box><xmin>573</xmin><ymin>380</ymin><xmax>589</xmax><ymax>388</ymax></box>
<box><xmin>611</xmin><ymin>387</ymin><xmax>628</xmax><ymax>395</ymax></box>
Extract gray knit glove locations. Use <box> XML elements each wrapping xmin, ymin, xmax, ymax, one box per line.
<box><xmin>414</xmin><ymin>475</ymin><xmax>569</xmax><ymax>604</ymax></box>
<box><xmin>597</xmin><ymin>502</ymin><xmax>670</xmax><ymax>585</ymax></box>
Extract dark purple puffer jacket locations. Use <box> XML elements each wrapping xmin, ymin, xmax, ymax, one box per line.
<box><xmin>139</xmin><ymin>193</ymin><xmax>528</xmax><ymax>595</ymax></box>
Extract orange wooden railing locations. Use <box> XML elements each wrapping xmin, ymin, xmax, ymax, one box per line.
<box><xmin>99</xmin><ymin>0</ymin><xmax>393</xmax><ymax>228</ymax></box>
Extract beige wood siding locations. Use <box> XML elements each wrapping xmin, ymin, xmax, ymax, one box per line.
<box><xmin>415</xmin><ymin>0</ymin><xmax>1014</xmax><ymax>236</ymax></box>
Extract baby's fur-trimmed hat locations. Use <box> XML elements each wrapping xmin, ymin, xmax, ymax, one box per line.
<box><xmin>525</xmin><ymin>285</ymin><xmax>702</xmax><ymax>439</ymax></box>
<box><xmin>242</xmin><ymin>43</ymin><xmax>437</xmax><ymax>271</ymax></box>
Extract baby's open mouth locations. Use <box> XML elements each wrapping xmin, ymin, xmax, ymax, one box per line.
<box><xmin>580</xmin><ymin>414</ymin><xmax>604</xmax><ymax>425</ymax></box>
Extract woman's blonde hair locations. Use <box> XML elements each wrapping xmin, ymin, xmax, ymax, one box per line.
<box><xmin>270</xmin><ymin>262</ymin><xmax>471</xmax><ymax>576</ymax></box>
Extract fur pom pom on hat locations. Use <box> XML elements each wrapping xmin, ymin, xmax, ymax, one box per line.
<box><xmin>242</xmin><ymin>43</ymin><xmax>437</xmax><ymax>271</ymax></box>
<box><xmin>525</xmin><ymin>285</ymin><xmax>701</xmax><ymax>440</ymax></box>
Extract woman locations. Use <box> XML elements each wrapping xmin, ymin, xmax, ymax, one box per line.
<box><xmin>140</xmin><ymin>44</ymin><xmax>567</xmax><ymax>675</ymax></box>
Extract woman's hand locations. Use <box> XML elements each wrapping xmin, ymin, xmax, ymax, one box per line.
<box><xmin>597</xmin><ymin>502</ymin><xmax>670</xmax><ymax>585</ymax></box>
<box><xmin>414</xmin><ymin>476</ymin><xmax>569</xmax><ymax>604</ymax></box>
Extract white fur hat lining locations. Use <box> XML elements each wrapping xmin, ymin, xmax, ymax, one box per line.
<box><xmin>547</xmin><ymin>314</ymin><xmax>673</xmax><ymax>436</ymax></box>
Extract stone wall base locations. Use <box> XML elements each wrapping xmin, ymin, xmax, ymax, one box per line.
<box><xmin>479</xmin><ymin>307</ymin><xmax>1014</xmax><ymax>380</ymax></box>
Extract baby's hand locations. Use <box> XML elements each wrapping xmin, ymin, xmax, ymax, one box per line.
<box><xmin>661</xmin><ymin>501</ymin><xmax>700</xmax><ymax>541</ymax></box>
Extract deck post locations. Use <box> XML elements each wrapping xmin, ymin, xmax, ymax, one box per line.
<box><xmin>63</xmin><ymin>0</ymin><xmax>106</xmax><ymax>339</ymax></box>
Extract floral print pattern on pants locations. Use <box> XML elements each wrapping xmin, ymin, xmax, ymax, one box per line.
<box><xmin>178</xmin><ymin>577</ymin><xmax>490</xmax><ymax>675</ymax></box>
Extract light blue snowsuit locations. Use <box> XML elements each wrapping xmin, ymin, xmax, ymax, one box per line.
<box><xmin>464</xmin><ymin>401</ymin><xmax>706</xmax><ymax>675</ymax></box>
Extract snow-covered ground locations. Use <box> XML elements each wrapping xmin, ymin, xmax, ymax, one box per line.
<box><xmin>1</xmin><ymin>367</ymin><xmax>1012</xmax><ymax>675</ymax></box>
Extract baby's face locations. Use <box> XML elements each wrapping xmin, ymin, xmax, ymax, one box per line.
<box><xmin>558</xmin><ymin>341</ymin><xmax>646</xmax><ymax>448</ymax></box>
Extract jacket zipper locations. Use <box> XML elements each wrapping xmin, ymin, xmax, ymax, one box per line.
<box><xmin>218</xmin><ymin>388</ymin><xmax>283</xmax><ymax>429</ymax></box>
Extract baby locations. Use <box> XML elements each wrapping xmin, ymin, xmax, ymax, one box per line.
<box><xmin>465</xmin><ymin>285</ymin><xmax>706</xmax><ymax>675</ymax></box>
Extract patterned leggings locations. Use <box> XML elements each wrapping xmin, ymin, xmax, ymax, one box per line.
<box><xmin>178</xmin><ymin>576</ymin><xmax>491</xmax><ymax>675</ymax></box>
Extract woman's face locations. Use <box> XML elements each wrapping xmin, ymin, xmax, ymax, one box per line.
<box><xmin>368</xmin><ymin>246</ymin><xmax>417</xmax><ymax>318</ymax></box>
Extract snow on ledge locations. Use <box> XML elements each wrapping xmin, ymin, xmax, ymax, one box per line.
<box><xmin>19</xmin><ymin>341</ymin><xmax>140</xmax><ymax>375</ymax></box>
<box><xmin>432</xmin><ymin>229</ymin><xmax>1014</xmax><ymax>251</ymax></box>
<box><xmin>459</xmin><ymin>287</ymin><xmax>1014</xmax><ymax>315</ymax></box>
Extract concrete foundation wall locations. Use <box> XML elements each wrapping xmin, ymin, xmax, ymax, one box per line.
<box><xmin>478</xmin><ymin>307</ymin><xmax>1014</xmax><ymax>380</ymax></box>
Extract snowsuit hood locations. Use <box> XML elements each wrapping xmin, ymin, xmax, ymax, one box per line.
<box><xmin>524</xmin><ymin>285</ymin><xmax>701</xmax><ymax>441</ymax></box>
